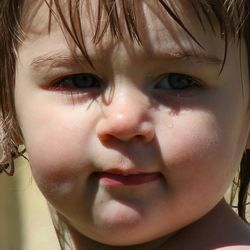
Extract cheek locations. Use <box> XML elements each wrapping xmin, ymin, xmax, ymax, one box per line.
<box><xmin>18</xmin><ymin>104</ymin><xmax>96</xmax><ymax>198</ymax></box>
<box><xmin>157</xmin><ymin>110</ymin><xmax>239</xmax><ymax>202</ymax></box>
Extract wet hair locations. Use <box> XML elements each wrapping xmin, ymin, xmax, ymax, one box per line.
<box><xmin>0</xmin><ymin>0</ymin><xmax>249</xmax><ymax>227</ymax></box>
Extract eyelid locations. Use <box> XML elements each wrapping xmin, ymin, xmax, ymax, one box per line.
<box><xmin>49</xmin><ymin>73</ymin><xmax>102</xmax><ymax>89</ymax></box>
<box><xmin>154</xmin><ymin>73</ymin><xmax>202</xmax><ymax>87</ymax></box>
<box><xmin>53</xmin><ymin>72</ymin><xmax>100</xmax><ymax>83</ymax></box>
<box><xmin>152</xmin><ymin>72</ymin><xmax>206</xmax><ymax>99</ymax></box>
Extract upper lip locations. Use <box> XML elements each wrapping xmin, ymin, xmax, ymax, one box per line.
<box><xmin>95</xmin><ymin>168</ymin><xmax>159</xmax><ymax>176</ymax></box>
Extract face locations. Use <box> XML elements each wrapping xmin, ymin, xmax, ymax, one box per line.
<box><xmin>15</xmin><ymin>0</ymin><xmax>250</xmax><ymax>246</ymax></box>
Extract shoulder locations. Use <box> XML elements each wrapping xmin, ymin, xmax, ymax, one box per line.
<box><xmin>186</xmin><ymin>201</ymin><xmax>250</xmax><ymax>250</ymax></box>
<box><xmin>214</xmin><ymin>246</ymin><xmax>250</xmax><ymax>250</ymax></box>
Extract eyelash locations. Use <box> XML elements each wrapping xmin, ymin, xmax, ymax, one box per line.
<box><xmin>50</xmin><ymin>72</ymin><xmax>201</xmax><ymax>95</ymax></box>
<box><xmin>155</xmin><ymin>73</ymin><xmax>200</xmax><ymax>90</ymax></box>
<box><xmin>51</xmin><ymin>73</ymin><xmax>102</xmax><ymax>93</ymax></box>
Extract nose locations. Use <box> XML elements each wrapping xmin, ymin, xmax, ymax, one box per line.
<box><xmin>96</xmin><ymin>90</ymin><xmax>155</xmax><ymax>143</ymax></box>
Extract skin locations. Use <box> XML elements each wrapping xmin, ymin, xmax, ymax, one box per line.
<box><xmin>14</xmin><ymin>0</ymin><xmax>250</xmax><ymax>249</ymax></box>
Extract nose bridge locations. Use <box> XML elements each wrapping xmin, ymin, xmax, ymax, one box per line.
<box><xmin>96</xmin><ymin>83</ymin><xmax>155</xmax><ymax>142</ymax></box>
<box><xmin>106</xmin><ymin>83</ymin><xmax>149</xmax><ymax>122</ymax></box>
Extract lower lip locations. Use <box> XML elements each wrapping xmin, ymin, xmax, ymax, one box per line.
<box><xmin>95</xmin><ymin>172</ymin><xmax>161</xmax><ymax>186</ymax></box>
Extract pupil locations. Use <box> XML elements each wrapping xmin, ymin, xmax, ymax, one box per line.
<box><xmin>170</xmin><ymin>74</ymin><xmax>191</xmax><ymax>89</ymax></box>
<box><xmin>74</xmin><ymin>75</ymin><xmax>96</xmax><ymax>88</ymax></box>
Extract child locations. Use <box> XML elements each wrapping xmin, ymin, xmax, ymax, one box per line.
<box><xmin>1</xmin><ymin>0</ymin><xmax>250</xmax><ymax>249</ymax></box>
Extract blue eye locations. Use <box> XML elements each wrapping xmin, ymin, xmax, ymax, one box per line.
<box><xmin>55</xmin><ymin>73</ymin><xmax>101</xmax><ymax>90</ymax></box>
<box><xmin>155</xmin><ymin>73</ymin><xmax>199</xmax><ymax>90</ymax></box>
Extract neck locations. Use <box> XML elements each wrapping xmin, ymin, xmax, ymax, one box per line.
<box><xmin>68</xmin><ymin>229</ymin><xmax>172</xmax><ymax>250</ymax></box>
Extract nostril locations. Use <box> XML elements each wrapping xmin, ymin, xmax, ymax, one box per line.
<box><xmin>98</xmin><ymin>133</ymin><xmax>113</xmax><ymax>143</ymax></box>
<box><xmin>96</xmin><ymin>118</ymin><xmax>155</xmax><ymax>143</ymax></box>
<box><xmin>134</xmin><ymin>134</ymin><xmax>150</xmax><ymax>143</ymax></box>
<box><xmin>139</xmin><ymin>123</ymin><xmax>155</xmax><ymax>143</ymax></box>
<box><xmin>136</xmin><ymin>135</ymin><xmax>145</xmax><ymax>141</ymax></box>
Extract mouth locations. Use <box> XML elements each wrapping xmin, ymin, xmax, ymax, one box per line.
<box><xmin>93</xmin><ymin>171</ymin><xmax>161</xmax><ymax>186</ymax></box>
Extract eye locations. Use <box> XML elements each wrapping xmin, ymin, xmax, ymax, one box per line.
<box><xmin>53</xmin><ymin>73</ymin><xmax>101</xmax><ymax>91</ymax></box>
<box><xmin>155</xmin><ymin>73</ymin><xmax>200</xmax><ymax>90</ymax></box>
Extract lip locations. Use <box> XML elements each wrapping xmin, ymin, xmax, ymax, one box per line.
<box><xmin>94</xmin><ymin>171</ymin><xmax>161</xmax><ymax>186</ymax></box>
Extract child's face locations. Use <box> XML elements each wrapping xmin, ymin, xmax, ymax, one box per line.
<box><xmin>15</xmin><ymin>0</ymin><xmax>250</xmax><ymax>246</ymax></box>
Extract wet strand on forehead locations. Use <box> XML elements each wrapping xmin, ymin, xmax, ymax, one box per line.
<box><xmin>21</xmin><ymin>0</ymin><xmax>228</xmax><ymax>75</ymax></box>
<box><xmin>22</xmin><ymin>0</ymin><xmax>242</xmax><ymax>76</ymax></box>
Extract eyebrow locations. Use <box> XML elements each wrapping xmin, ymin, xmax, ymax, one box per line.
<box><xmin>30</xmin><ymin>52</ymin><xmax>82</xmax><ymax>70</ymax></box>
<box><xmin>148</xmin><ymin>48</ymin><xmax>222</xmax><ymax>65</ymax></box>
<box><xmin>30</xmin><ymin>49</ymin><xmax>223</xmax><ymax>70</ymax></box>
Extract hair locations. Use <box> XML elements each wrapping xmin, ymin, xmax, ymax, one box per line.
<box><xmin>0</xmin><ymin>0</ymin><xmax>249</xmax><ymax>231</ymax></box>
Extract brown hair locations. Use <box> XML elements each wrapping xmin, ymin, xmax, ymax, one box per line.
<box><xmin>0</xmin><ymin>0</ymin><xmax>249</xmax><ymax>225</ymax></box>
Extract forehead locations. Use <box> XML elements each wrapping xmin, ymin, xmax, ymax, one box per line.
<box><xmin>21</xmin><ymin>0</ymin><xmax>224</xmax><ymax>58</ymax></box>
<box><xmin>22</xmin><ymin>0</ymin><xmax>197</xmax><ymax>31</ymax></box>
<box><xmin>23</xmin><ymin>0</ymin><xmax>221</xmax><ymax>44</ymax></box>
